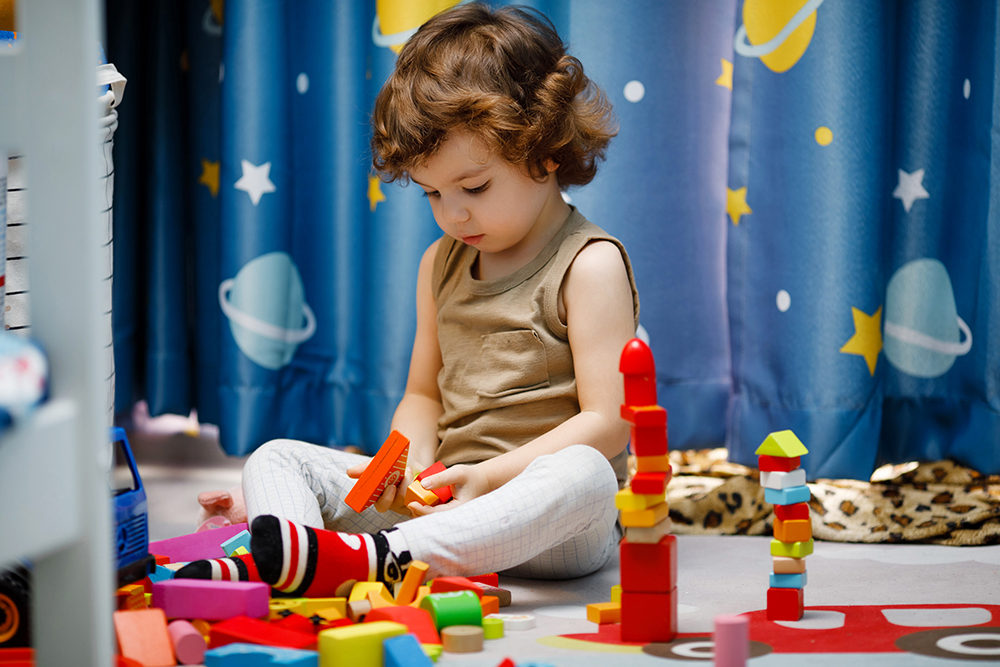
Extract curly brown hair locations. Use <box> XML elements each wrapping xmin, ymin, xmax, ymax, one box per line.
<box><xmin>371</xmin><ymin>2</ymin><xmax>617</xmax><ymax>188</ymax></box>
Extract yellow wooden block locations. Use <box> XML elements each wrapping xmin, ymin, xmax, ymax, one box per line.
<box><xmin>318</xmin><ymin>620</ymin><xmax>407</xmax><ymax>667</ymax></box>
<box><xmin>586</xmin><ymin>602</ymin><xmax>621</xmax><ymax>624</ymax></box>
<box><xmin>349</xmin><ymin>581</ymin><xmax>393</xmax><ymax>605</ymax></box>
<box><xmin>422</xmin><ymin>643</ymin><xmax>443</xmax><ymax>661</ymax></box>
<box><xmin>770</xmin><ymin>538</ymin><xmax>814</xmax><ymax>558</ymax></box>
<box><xmin>270</xmin><ymin>597</ymin><xmax>347</xmax><ymax>620</ymax></box>
<box><xmin>395</xmin><ymin>560</ymin><xmax>430</xmax><ymax>604</ymax></box>
<box><xmin>230</xmin><ymin>545</ymin><xmax>250</xmax><ymax>556</ymax></box>
<box><xmin>367</xmin><ymin>589</ymin><xmax>396</xmax><ymax>609</ymax></box>
<box><xmin>409</xmin><ymin>585</ymin><xmax>432</xmax><ymax>609</ymax></box>
<box><xmin>610</xmin><ymin>584</ymin><xmax>621</xmax><ymax>604</ymax></box>
<box><xmin>635</xmin><ymin>454</ymin><xmax>671</xmax><ymax>473</ymax></box>
<box><xmin>755</xmin><ymin>429</ymin><xmax>808</xmax><ymax>457</ymax></box>
<box><xmin>620</xmin><ymin>501</ymin><xmax>670</xmax><ymax>527</ymax></box>
<box><xmin>614</xmin><ymin>488</ymin><xmax>666</xmax><ymax>511</ymax></box>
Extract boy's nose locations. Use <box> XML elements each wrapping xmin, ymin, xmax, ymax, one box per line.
<box><xmin>442</xmin><ymin>199</ymin><xmax>470</xmax><ymax>225</ymax></box>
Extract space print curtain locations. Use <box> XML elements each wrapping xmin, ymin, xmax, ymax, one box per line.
<box><xmin>106</xmin><ymin>0</ymin><xmax>1000</xmax><ymax>479</ymax></box>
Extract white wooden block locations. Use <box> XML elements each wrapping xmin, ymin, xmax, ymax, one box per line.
<box><xmin>761</xmin><ymin>468</ymin><xmax>806</xmax><ymax>490</ymax></box>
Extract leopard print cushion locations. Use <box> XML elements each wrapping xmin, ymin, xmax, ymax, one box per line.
<box><xmin>653</xmin><ymin>450</ymin><xmax>1000</xmax><ymax>546</ymax></box>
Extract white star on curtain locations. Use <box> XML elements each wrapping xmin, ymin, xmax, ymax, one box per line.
<box><xmin>892</xmin><ymin>168</ymin><xmax>930</xmax><ymax>213</ymax></box>
<box><xmin>234</xmin><ymin>159</ymin><xmax>276</xmax><ymax>206</ymax></box>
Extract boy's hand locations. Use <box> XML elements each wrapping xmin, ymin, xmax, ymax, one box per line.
<box><xmin>346</xmin><ymin>462</ymin><xmax>417</xmax><ymax>515</ymax></box>
<box><xmin>407</xmin><ymin>463</ymin><xmax>490</xmax><ymax>516</ymax></box>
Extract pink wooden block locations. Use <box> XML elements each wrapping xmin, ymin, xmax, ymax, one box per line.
<box><xmin>152</xmin><ymin>579</ymin><xmax>270</xmax><ymax>620</ymax></box>
<box><xmin>168</xmin><ymin>619</ymin><xmax>207</xmax><ymax>665</ymax></box>
<box><xmin>149</xmin><ymin>523</ymin><xmax>249</xmax><ymax>562</ymax></box>
<box><xmin>713</xmin><ymin>614</ymin><xmax>748</xmax><ymax>667</ymax></box>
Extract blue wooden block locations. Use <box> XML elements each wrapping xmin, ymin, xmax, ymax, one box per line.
<box><xmin>384</xmin><ymin>633</ymin><xmax>433</xmax><ymax>667</ymax></box>
<box><xmin>764</xmin><ymin>485</ymin><xmax>810</xmax><ymax>506</ymax></box>
<box><xmin>769</xmin><ymin>572</ymin><xmax>807</xmax><ymax>589</ymax></box>
<box><xmin>204</xmin><ymin>643</ymin><xmax>318</xmax><ymax>666</ymax></box>
<box><xmin>221</xmin><ymin>529</ymin><xmax>252</xmax><ymax>556</ymax></box>
<box><xmin>148</xmin><ymin>564</ymin><xmax>174</xmax><ymax>583</ymax></box>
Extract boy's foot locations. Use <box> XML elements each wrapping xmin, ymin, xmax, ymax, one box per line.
<box><xmin>173</xmin><ymin>552</ymin><xmax>261</xmax><ymax>583</ymax></box>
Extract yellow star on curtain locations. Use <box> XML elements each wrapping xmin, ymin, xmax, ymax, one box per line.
<box><xmin>715</xmin><ymin>58</ymin><xmax>733</xmax><ymax>90</ymax></box>
<box><xmin>198</xmin><ymin>158</ymin><xmax>220</xmax><ymax>198</ymax></box>
<box><xmin>726</xmin><ymin>186</ymin><xmax>752</xmax><ymax>225</ymax></box>
<box><xmin>368</xmin><ymin>175</ymin><xmax>386</xmax><ymax>212</ymax></box>
<box><xmin>839</xmin><ymin>305</ymin><xmax>883</xmax><ymax>375</ymax></box>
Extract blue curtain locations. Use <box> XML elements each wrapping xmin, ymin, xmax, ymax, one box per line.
<box><xmin>106</xmin><ymin>0</ymin><xmax>1000</xmax><ymax>480</ymax></box>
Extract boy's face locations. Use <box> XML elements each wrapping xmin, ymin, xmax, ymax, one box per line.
<box><xmin>409</xmin><ymin>131</ymin><xmax>568</xmax><ymax>262</ymax></box>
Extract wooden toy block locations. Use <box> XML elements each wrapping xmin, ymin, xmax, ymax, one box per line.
<box><xmin>764</xmin><ymin>485</ymin><xmax>811</xmax><ymax>506</ymax></box>
<box><xmin>317</xmin><ymin>621</ymin><xmax>407</xmax><ymax>667</ymax></box>
<box><xmin>586</xmin><ymin>602</ymin><xmax>621</xmax><ymax>624</ymax></box>
<box><xmin>116</xmin><ymin>583</ymin><xmax>146</xmax><ymax>610</ymax></box>
<box><xmin>347</xmin><ymin>599</ymin><xmax>372</xmax><ymax>622</ymax></box>
<box><xmin>344</xmin><ymin>431</ymin><xmax>410</xmax><ymax>513</ymax></box>
<box><xmin>473</xmin><ymin>583</ymin><xmax>511</xmax><ymax>607</ymax></box>
<box><xmin>755</xmin><ymin>430</ymin><xmax>808</xmax><ymax>458</ymax></box>
<box><xmin>635</xmin><ymin>454</ymin><xmax>671</xmax><ymax>473</ymax></box>
<box><xmin>272</xmin><ymin>613</ymin><xmax>317</xmax><ymax>636</ymax></box>
<box><xmin>350</xmin><ymin>581</ymin><xmax>394</xmax><ymax>605</ymax></box>
<box><xmin>496</xmin><ymin>659</ymin><xmax>517</xmax><ymax>667</ymax></box>
<box><xmin>429</xmin><ymin>576</ymin><xmax>485</xmax><ymax>599</ymax></box>
<box><xmin>153</xmin><ymin>553</ymin><xmax>172</xmax><ymax>565</ymax></box>
<box><xmin>766</xmin><ymin>586</ymin><xmax>804</xmax><ymax>621</ymax></box>
<box><xmin>620</xmin><ymin>590</ymin><xmax>676</xmax><ymax>643</ymax></box>
<box><xmin>408</xmin><ymin>586</ymin><xmax>431</xmax><ymax>609</ymax></box>
<box><xmin>773</xmin><ymin>502</ymin><xmax>810</xmax><ymax>521</ymax></box>
<box><xmin>365</xmin><ymin>605</ymin><xmax>441</xmax><ymax>645</ymax></box>
<box><xmin>773</xmin><ymin>517</ymin><xmax>812</xmax><ymax>543</ymax></box>
<box><xmin>619</xmin><ymin>338</ymin><xmax>657</xmax><ymax>406</ymax></box>
<box><xmin>620</xmin><ymin>500</ymin><xmax>670</xmax><ymax>527</ymax></box>
<box><xmin>620</xmin><ymin>534</ymin><xmax>677</xmax><ymax>593</ymax></box>
<box><xmin>368</xmin><ymin>590</ymin><xmax>396</xmax><ymax>610</ymax></box>
<box><xmin>231</xmin><ymin>546</ymin><xmax>250</xmax><ymax>556</ymax></box>
<box><xmin>168</xmin><ymin>619</ymin><xmax>208</xmax><ymax>665</ymax></box>
<box><xmin>441</xmin><ymin>625</ymin><xmax>484</xmax><ymax>653</ymax></box>
<box><xmin>152</xmin><ymin>579</ymin><xmax>270</xmax><ymax>620</ymax></box>
<box><xmin>113</xmin><ymin>608</ymin><xmax>176</xmax><ymax>667</ymax></box>
<box><xmin>760</xmin><ymin>468</ymin><xmax>806</xmax><ymax>490</ymax></box>
<box><xmin>383</xmin><ymin>633</ymin><xmax>433</xmax><ymax>667</ymax></box>
<box><xmin>620</xmin><ymin>403</ymin><xmax>667</xmax><ymax>427</ymax></box>
<box><xmin>204</xmin><ymin>642</ymin><xmax>319</xmax><ymax>666</ymax></box>
<box><xmin>395</xmin><ymin>560</ymin><xmax>429</xmax><ymax>605</ymax></box>
<box><xmin>482</xmin><ymin>616</ymin><xmax>504</xmax><ymax>639</ymax></box>
<box><xmin>480</xmin><ymin>595</ymin><xmax>500</xmax><ymax>616</ymax></box>
<box><xmin>269</xmin><ymin>598</ymin><xmax>348</xmax><ymax>622</ymax></box>
<box><xmin>419</xmin><ymin>591</ymin><xmax>482</xmax><ymax>630</ymax></box>
<box><xmin>615</xmin><ymin>488</ymin><xmax>666</xmax><ymax>511</ymax></box>
<box><xmin>484</xmin><ymin>613</ymin><xmax>535</xmax><ymax>631</ymax></box>
<box><xmin>416</xmin><ymin>462</ymin><xmax>453</xmax><ymax>503</ymax></box>
<box><xmin>713</xmin><ymin>614</ymin><xmax>749</xmax><ymax>667</ymax></box>
<box><xmin>772</xmin><ymin>556</ymin><xmax>807</xmax><ymax>574</ymax></box>
<box><xmin>770</xmin><ymin>538</ymin><xmax>814</xmax><ymax>558</ymax></box>
<box><xmin>209</xmin><ymin>615</ymin><xmax>317</xmax><ymax>650</ymax></box>
<box><xmin>423</xmin><ymin>644</ymin><xmax>443</xmax><ymax>662</ymax></box>
<box><xmin>404</xmin><ymin>479</ymin><xmax>439</xmax><ymax>507</ymax></box>
<box><xmin>466</xmin><ymin>573</ymin><xmax>499</xmax><ymax>587</ymax></box>
<box><xmin>624</xmin><ymin>515</ymin><xmax>672</xmax><ymax>544</ymax></box>
<box><xmin>630</xmin><ymin>470</ymin><xmax>671</xmax><ymax>495</ymax></box>
<box><xmin>150</xmin><ymin>523</ymin><xmax>249</xmax><ymax>563</ymax></box>
<box><xmin>610</xmin><ymin>584</ymin><xmax>622</xmax><ymax>603</ymax></box>
<box><xmin>191</xmin><ymin>618</ymin><xmax>212</xmax><ymax>641</ymax></box>
<box><xmin>629</xmin><ymin>424</ymin><xmax>668</xmax><ymax>457</ymax></box>
<box><xmin>757</xmin><ymin>454</ymin><xmax>801</xmax><ymax>472</ymax></box>
<box><xmin>221</xmin><ymin>529</ymin><xmax>252</xmax><ymax>556</ymax></box>
<box><xmin>769</xmin><ymin>572</ymin><xmax>807</xmax><ymax>588</ymax></box>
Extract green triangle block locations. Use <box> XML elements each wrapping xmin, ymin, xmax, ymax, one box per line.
<box><xmin>755</xmin><ymin>430</ymin><xmax>809</xmax><ymax>457</ymax></box>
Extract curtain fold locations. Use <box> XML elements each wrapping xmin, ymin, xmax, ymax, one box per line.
<box><xmin>108</xmin><ymin>0</ymin><xmax>999</xmax><ymax>478</ymax></box>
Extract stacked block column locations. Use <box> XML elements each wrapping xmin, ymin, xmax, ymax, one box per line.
<box><xmin>617</xmin><ymin>339</ymin><xmax>676</xmax><ymax>642</ymax></box>
<box><xmin>756</xmin><ymin>430</ymin><xmax>811</xmax><ymax>622</ymax></box>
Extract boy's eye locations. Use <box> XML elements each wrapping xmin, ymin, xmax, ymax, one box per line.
<box><xmin>464</xmin><ymin>181</ymin><xmax>489</xmax><ymax>194</ymax></box>
<box><xmin>421</xmin><ymin>190</ymin><xmax>440</xmax><ymax>198</ymax></box>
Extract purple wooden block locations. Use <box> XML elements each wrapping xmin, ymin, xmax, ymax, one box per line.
<box><xmin>149</xmin><ymin>523</ymin><xmax>249</xmax><ymax>562</ymax></box>
<box><xmin>152</xmin><ymin>579</ymin><xmax>270</xmax><ymax>620</ymax></box>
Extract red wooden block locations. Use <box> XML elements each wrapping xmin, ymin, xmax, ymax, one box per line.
<box><xmin>620</xmin><ymin>590</ymin><xmax>677</xmax><ymax>643</ymax></box>
<box><xmin>416</xmin><ymin>461</ymin><xmax>453</xmax><ymax>503</ymax></box>
<box><xmin>766</xmin><ymin>587</ymin><xmax>804</xmax><ymax>621</ymax></box>
<box><xmin>344</xmin><ymin>431</ymin><xmax>410</xmax><ymax>512</ymax></box>
<box><xmin>271</xmin><ymin>613</ymin><xmax>317</xmax><ymax>635</ymax></box>
<box><xmin>620</xmin><ymin>404</ymin><xmax>667</xmax><ymax>427</ymax></box>
<box><xmin>364</xmin><ymin>605</ymin><xmax>441</xmax><ymax>645</ymax></box>
<box><xmin>630</xmin><ymin>425</ymin><xmax>668</xmax><ymax>457</ymax></box>
<box><xmin>757</xmin><ymin>455</ymin><xmax>801</xmax><ymax>472</ymax></box>
<box><xmin>620</xmin><ymin>535</ymin><xmax>677</xmax><ymax>593</ymax></box>
<box><xmin>630</xmin><ymin>470</ymin><xmax>671</xmax><ymax>495</ymax></box>
<box><xmin>620</xmin><ymin>339</ymin><xmax>657</xmax><ymax>406</ymax></box>
<box><xmin>113</xmin><ymin>609</ymin><xmax>176</xmax><ymax>667</ymax></box>
<box><xmin>430</xmin><ymin>576</ymin><xmax>483</xmax><ymax>598</ymax></box>
<box><xmin>208</xmin><ymin>615</ymin><xmax>317</xmax><ymax>650</ymax></box>
<box><xmin>467</xmin><ymin>573</ymin><xmax>499</xmax><ymax>587</ymax></box>
<box><xmin>774</xmin><ymin>502</ymin><xmax>810</xmax><ymax>521</ymax></box>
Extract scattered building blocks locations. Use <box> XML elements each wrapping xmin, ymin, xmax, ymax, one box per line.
<box><xmin>766</xmin><ymin>587</ymin><xmax>804</xmax><ymax>621</ymax></box>
<box><xmin>152</xmin><ymin>579</ymin><xmax>270</xmax><ymax>620</ymax></box>
<box><xmin>773</xmin><ymin>518</ymin><xmax>812</xmax><ymax>543</ymax></box>
<box><xmin>441</xmin><ymin>625</ymin><xmax>484</xmax><ymax>653</ymax></box>
<box><xmin>760</xmin><ymin>468</ymin><xmax>806</xmax><ymax>489</ymax></box>
<box><xmin>620</xmin><ymin>590</ymin><xmax>677</xmax><ymax>643</ymax></box>
<box><xmin>419</xmin><ymin>591</ymin><xmax>482</xmax><ymax>630</ymax></box>
<box><xmin>482</xmin><ymin>616</ymin><xmax>504</xmax><ymax>639</ymax></box>
<box><xmin>113</xmin><ymin>608</ymin><xmax>176</xmax><ymax>667</ymax></box>
<box><xmin>168</xmin><ymin>619</ymin><xmax>207</xmax><ymax>665</ymax></box>
<box><xmin>317</xmin><ymin>621</ymin><xmax>407</xmax><ymax>667</ymax></box>
<box><xmin>203</xmin><ymin>642</ymin><xmax>318</xmax><ymax>667</ymax></box>
<box><xmin>772</xmin><ymin>556</ymin><xmax>806</xmax><ymax>574</ymax></box>
<box><xmin>365</xmin><ymin>606</ymin><xmax>440</xmax><ymax>646</ymax></box>
<box><xmin>586</xmin><ymin>602</ymin><xmax>621</xmax><ymax>625</ymax></box>
<box><xmin>209</xmin><ymin>616</ymin><xmax>317</xmax><ymax>650</ymax></box>
<box><xmin>383</xmin><ymin>633</ymin><xmax>432</xmax><ymax>667</ymax></box>
<box><xmin>713</xmin><ymin>614</ymin><xmax>749</xmax><ymax>667</ymax></box>
<box><xmin>344</xmin><ymin>431</ymin><xmax>410</xmax><ymax>513</ymax></box>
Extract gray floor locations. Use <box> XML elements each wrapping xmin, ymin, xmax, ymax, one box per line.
<box><xmin>131</xmin><ymin>417</ymin><xmax>1000</xmax><ymax>666</ymax></box>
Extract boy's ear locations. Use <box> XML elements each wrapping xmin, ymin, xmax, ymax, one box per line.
<box><xmin>543</xmin><ymin>158</ymin><xmax>559</xmax><ymax>173</ymax></box>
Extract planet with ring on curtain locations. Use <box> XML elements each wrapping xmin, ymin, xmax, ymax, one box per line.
<box><xmin>372</xmin><ymin>0</ymin><xmax>466</xmax><ymax>53</ymax></box>
<box><xmin>734</xmin><ymin>0</ymin><xmax>824</xmax><ymax>73</ymax></box>
<box><xmin>883</xmin><ymin>258</ymin><xmax>972</xmax><ymax>378</ymax></box>
<box><xmin>219</xmin><ymin>251</ymin><xmax>316</xmax><ymax>370</ymax></box>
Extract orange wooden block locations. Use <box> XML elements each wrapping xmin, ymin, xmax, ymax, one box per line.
<box><xmin>774</xmin><ymin>518</ymin><xmax>812</xmax><ymax>543</ymax></box>
<box><xmin>635</xmin><ymin>454</ymin><xmax>671</xmax><ymax>473</ymax></box>
<box><xmin>586</xmin><ymin>602</ymin><xmax>621</xmax><ymax>624</ymax></box>
<box><xmin>416</xmin><ymin>462</ymin><xmax>454</xmax><ymax>503</ymax></box>
<box><xmin>344</xmin><ymin>431</ymin><xmax>410</xmax><ymax>512</ymax></box>
<box><xmin>113</xmin><ymin>608</ymin><xmax>176</xmax><ymax>667</ymax></box>
<box><xmin>480</xmin><ymin>595</ymin><xmax>500</xmax><ymax>617</ymax></box>
<box><xmin>404</xmin><ymin>479</ymin><xmax>439</xmax><ymax>506</ymax></box>
<box><xmin>395</xmin><ymin>560</ymin><xmax>429</xmax><ymax>604</ymax></box>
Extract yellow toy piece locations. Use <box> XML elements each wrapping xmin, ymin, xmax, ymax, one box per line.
<box><xmin>614</xmin><ymin>488</ymin><xmax>666</xmax><ymax>511</ymax></box>
<box><xmin>317</xmin><ymin>620</ymin><xmax>407</xmax><ymax>667</ymax></box>
<box><xmin>755</xmin><ymin>430</ymin><xmax>809</xmax><ymax>457</ymax></box>
<box><xmin>770</xmin><ymin>538</ymin><xmax>814</xmax><ymax>558</ymax></box>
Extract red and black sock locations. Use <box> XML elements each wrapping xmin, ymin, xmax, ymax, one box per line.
<box><xmin>173</xmin><ymin>552</ymin><xmax>261</xmax><ymax>582</ymax></box>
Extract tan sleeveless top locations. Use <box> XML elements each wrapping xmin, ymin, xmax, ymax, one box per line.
<box><xmin>431</xmin><ymin>207</ymin><xmax>639</xmax><ymax>485</ymax></box>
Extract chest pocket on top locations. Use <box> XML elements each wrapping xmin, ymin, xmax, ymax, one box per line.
<box><xmin>475</xmin><ymin>329</ymin><xmax>550</xmax><ymax>399</ymax></box>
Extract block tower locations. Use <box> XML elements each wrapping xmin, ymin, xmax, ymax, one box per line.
<box><xmin>617</xmin><ymin>338</ymin><xmax>676</xmax><ymax>642</ymax></box>
<box><xmin>756</xmin><ymin>430</ymin><xmax>811</xmax><ymax>621</ymax></box>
